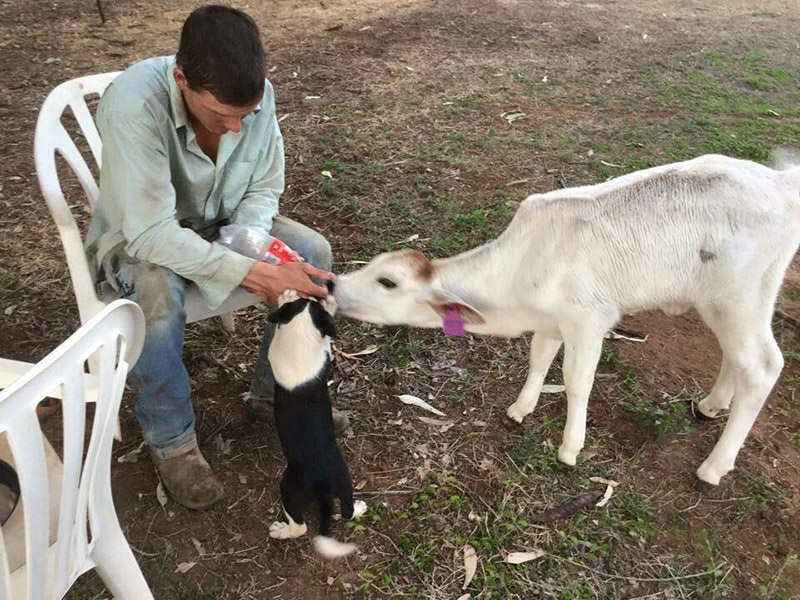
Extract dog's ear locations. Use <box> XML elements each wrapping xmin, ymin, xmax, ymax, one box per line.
<box><xmin>311</xmin><ymin>304</ymin><xmax>338</xmax><ymax>339</ymax></box>
<box><xmin>267</xmin><ymin>299</ymin><xmax>307</xmax><ymax>325</ymax></box>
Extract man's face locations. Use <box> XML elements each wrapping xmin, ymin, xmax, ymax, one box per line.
<box><xmin>174</xmin><ymin>67</ymin><xmax>258</xmax><ymax>136</ymax></box>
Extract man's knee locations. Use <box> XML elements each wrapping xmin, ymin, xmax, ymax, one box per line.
<box><xmin>305</xmin><ymin>234</ymin><xmax>333</xmax><ymax>272</ymax></box>
<box><xmin>105</xmin><ymin>247</ymin><xmax>185</xmax><ymax>325</ymax></box>
<box><xmin>132</xmin><ymin>263</ymin><xmax>185</xmax><ymax>324</ymax></box>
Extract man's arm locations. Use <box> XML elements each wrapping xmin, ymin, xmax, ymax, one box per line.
<box><xmin>99</xmin><ymin>107</ymin><xmax>256</xmax><ymax>309</ymax></box>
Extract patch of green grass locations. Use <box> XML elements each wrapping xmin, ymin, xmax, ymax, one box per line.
<box><xmin>620</xmin><ymin>389</ymin><xmax>693</xmax><ymax>440</ymax></box>
<box><xmin>600</xmin><ymin>346</ymin><xmax>620</xmax><ymax>368</ymax></box>
<box><xmin>698</xmin><ymin>529</ymin><xmax>733</xmax><ymax>591</ymax></box>
<box><xmin>428</xmin><ymin>202</ymin><xmax>516</xmax><ymax>256</ymax></box>
<box><xmin>744</xmin><ymin>68</ymin><xmax>794</xmax><ymax>91</ymax></box>
<box><xmin>0</xmin><ymin>265</ymin><xmax>10</xmax><ymax>291</ymax></box>
<box><xmin>457</xmin><ymin>94</ymin><xmax>486</xmax><ymax>108</ymax></box>
<box><xmin>736</xmin><ymin>474</ymin><xmax>786</xmax><ymax>509</ymax></box>
<box><xmin>507</xmin><ymin>418</ymin><xmax>560</xmax><ymax>472</ymax></box>
<box><xmin>760</xmin><ymin>553</ymin><xmax>799</xmax><ymax>599</ymax></box>
<box><xmin>641</xmin><ymin>49</ymin><xmax>799</xmax><ymax>121</ymax></box>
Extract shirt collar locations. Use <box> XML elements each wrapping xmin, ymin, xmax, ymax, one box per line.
<box><xmin>168</xmin><ymin>58</ymin><xmax>190</xmax><ymax>131</ymax></box>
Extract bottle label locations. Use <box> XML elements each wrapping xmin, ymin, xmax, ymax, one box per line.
<box><xmin>268</xmin><ymin>239</ymin><xmax>300</xmax><ymax>264</ymax></box>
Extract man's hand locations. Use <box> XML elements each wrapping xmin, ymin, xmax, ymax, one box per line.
<box><xmin>242</xmin><ymin>261</ymin><xmax>333</xmax><ymax>305</ymax></box>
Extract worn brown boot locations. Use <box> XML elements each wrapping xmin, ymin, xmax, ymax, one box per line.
<box><xmin>249</xmin><ymin>395</ymin><xmax>351</xmax><ymax>436</ymax></box>
<box><xmin>151</xmin><ymin>446</ymin><xmax>224</xmax><ymax>510</ymax></box>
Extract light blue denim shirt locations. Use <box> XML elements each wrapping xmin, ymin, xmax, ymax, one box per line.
<box><xmin>86</xmin><ymin>55</ymin><xmax>284</xmax><ymax>309</ymax></box>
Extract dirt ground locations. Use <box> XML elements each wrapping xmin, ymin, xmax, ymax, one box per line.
<box><xmin>1</xmin><ymin>0</ymin><xmax>799</xmax><ymax>598</ymax></box>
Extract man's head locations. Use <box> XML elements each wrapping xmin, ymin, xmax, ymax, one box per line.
<box><xmin>174</xmin><ymin>5</ymin><xmax>265</xmax><ymax>135</ymax></box>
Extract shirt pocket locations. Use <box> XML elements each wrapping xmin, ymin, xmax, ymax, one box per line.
<box><xmin>221</xmin><ymin>160</ymin><xmax>256</xmax><ymax>211</ymax></box>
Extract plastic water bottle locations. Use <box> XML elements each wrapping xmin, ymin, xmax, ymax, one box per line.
<box><xmin>217</xmin><ymin>224</ymin><xmax>301</xmax><ymax>265</ymax></box>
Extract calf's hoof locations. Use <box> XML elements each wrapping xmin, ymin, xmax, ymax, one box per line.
<box><xmin>693</xmin><ymin>478</ymin><xmax>716</xmax><ymax>494</ymax></box>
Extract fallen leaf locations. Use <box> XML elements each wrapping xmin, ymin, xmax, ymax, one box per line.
<box><xmin>462</xmin><ymin>543</ymin><xmax>477</xmax><ymax>589</ymax></box>
<box><xmin>501</xmin><ymin>111</ymin><xmax>527</xmax><ymax>124</ymax></box>
<box><xmin>335</xmin><ymin>344</ymin><xmax>379</xmax><ymax>359</ymax></box>
<box><xmin>191</xmin><ymin>537</ymin><xmax>206</xmax><ymax>557</ymax></box>
<box><xmin>215</xmin><ymin>434</ymin><xmax>233</xmax><ymax>455</ymax></box>
<box><xmin>605</xmin><ymin>329</ymin><xmax>648</xmax><ymax>343</ymax></box>
<box><xmin>321</xmin><ymin>170</ymin><xmax>334</xmax><ymax>179</ymax></box>
<box><xmin>156</xmin><ymin>481</ymin><xmax>168</xmax><ymax>508</ymax></box>
<box><xmin>457</xmin><ymin>595</ymin><xmax>471</xmax><ymax>600</ymax></box>
<box><xmin>117</xmin><ymin>440</ymin><xmax>147</xmax><ymax>464</ymax></box>
<box><xmin>541</xmin><ymin>75</ymin><xmax>548</xmax><ymax>82</ymax></box>
<box><xmin>506</xmin><ymin>549</ymin><xmax>546</xmax><ymax>564</ymax></box>
<box><xmin>175</xmin><ymin>561</ymin><xmax>196</xmax><ymax>574</ymax></box>
<box><xmin>478</xmin><ymin>458</ymin><xmax>494</xmax><ymax>470</ymax></box>
<box><xmin>417</xmin><ymin>416</ymin><xmax>454</xmax><ymax>427</ymax></box>
<box><xmin>541</xmin><ymin>384</ymin><xmax>566</xmax><ymax>394</ymax></box>
<box><xmin>589</xmin><ymin>476</ymin><xmax>620</xmax><ymax>487</ymax></box>
<box><xmin>3</xmin><ymin>305</ymin><xmax>15</xmax><ymax>316</ymax></box>
<box><xmin>398</xmin><ymin>394</ymin><xmax>446</xmax><ymax>417</ymax></box>
<box><xmin>238</xmin><ymin>474</ymin><xmax>247</xmax><ymax>485</ymax></box>
<box><xmin>590</xmin><ymin>476</ymin><xmax>620</xmax><ymax>508</ymax></box>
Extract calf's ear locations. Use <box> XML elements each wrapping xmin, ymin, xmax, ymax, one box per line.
<box><xmin>426</xmin><ymin>289</ymin><xmax>486</xmax><ymax>325</ymax></box>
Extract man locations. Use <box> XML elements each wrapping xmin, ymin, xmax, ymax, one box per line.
<box><xmin>86</xmin><ymin>5</ymin><xmax>349</xmax><ymax>510</ymax></box>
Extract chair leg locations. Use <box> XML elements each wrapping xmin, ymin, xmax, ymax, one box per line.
<box><xmin>92</xmin><ymin>518</ymin><xmax>154</xmax><ymax>600</ymax></box>
<box><xmin>219</xmin><ymin>312</ymin><xmax>236</xmax><ymax>334</ymax></box>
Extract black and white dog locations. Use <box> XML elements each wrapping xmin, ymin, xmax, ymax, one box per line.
<box><xmin>267</xmin><ymin>289</ymin><xmax>366</xmax><ymax>558</ymax></box>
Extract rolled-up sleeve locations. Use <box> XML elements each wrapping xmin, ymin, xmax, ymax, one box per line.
<box><xmin>98</xmin><ymin>108</ymin><xmax>255</xmax><ymax>309</ymax></box>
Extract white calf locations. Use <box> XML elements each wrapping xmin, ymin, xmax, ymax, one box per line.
<box><xmin>334</xmin><ymin>154</ymin><xmax>800</xmax><ymax>487</ymax></box>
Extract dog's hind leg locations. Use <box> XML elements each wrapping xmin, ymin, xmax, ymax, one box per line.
<box><xmin>338</xmin><ymin>486</ymin><xmax>367</xmax><ymax>520</ymax></box>
<box><xmin>319</xmin><ymin>497</ymin><xmax>335</xmax><ymax>537</ymax></box>
<box><xmin>269</xmin><ymin>474</ymin><xmax>308</xmax><ymax>540</ymax></box>
<box><xmin>339</xmin><ymin>486</ymin><xmax>355</xmax><ymax>520</ymax></box>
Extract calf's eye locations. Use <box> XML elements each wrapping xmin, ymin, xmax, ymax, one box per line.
<box><xmin>377</xmin><ymin>277</ymin><xmax>397</xmax><ymax>289</ymax></box>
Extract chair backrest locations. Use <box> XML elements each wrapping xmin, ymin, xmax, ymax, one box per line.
<box><xmin>33</xmin><ymin>73</ymin><xmax>121</xmax><ymax>325</ymax></box>
<box><xmin>0</xmin><ymin>300</ymin><xmax>144</xmax><ymax>599</ymax></box>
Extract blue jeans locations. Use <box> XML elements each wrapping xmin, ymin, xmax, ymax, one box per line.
<box><xmin>103</xmin><ymin>216</ymin><xmax>333</xmax><ymax>459</ymax></box>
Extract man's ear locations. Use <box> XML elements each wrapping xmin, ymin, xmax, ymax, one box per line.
<box><xmin>267</xmin><ymin>299</ymin><xmax>307</xmax><ymax>325</ymax></box>
<box><xmin>426</xmin><ymin>289</ymin><xmax>486</xmax><ymax>325</ymax></box>
<box><xmin>311</xmin><ymin>305</ymin><xmax>338</xmax><ymax>339</ymax></box>
<box><xmin>173</xmin><ymin>66</ymin><xmax>188</xmax><ymax>91</ymax></box>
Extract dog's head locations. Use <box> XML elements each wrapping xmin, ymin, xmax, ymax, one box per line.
<box><xmin>268</xmin><ymin>290</ymin><xmax>338</xmax><ymax>340</ymax></box>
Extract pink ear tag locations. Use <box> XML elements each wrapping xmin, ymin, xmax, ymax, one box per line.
<box><xmin>442</xmin><ymin>305</ymin><xmax>466</xmax><ymax>337</ymax></box>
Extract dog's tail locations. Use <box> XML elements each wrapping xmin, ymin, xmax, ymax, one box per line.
<box><xmin>313</xmin><ymin>535</ymin><xmax>357</xmax><ymax>559</ymax></box>
<box><xmin>313</xmin><ymin>498</ymin><xmax>357</xmax><ymax>559</ymax></box>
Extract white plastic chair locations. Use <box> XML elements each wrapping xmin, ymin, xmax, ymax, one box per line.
<box><xmin>0</xmin><ymin>299</ymin><xmax>154</xmax><ymax>600</ymax></box>
<box><xmin>33</xmin><ymin>72</ymin><xmax>258</xmax><ymax>328</ymax></box>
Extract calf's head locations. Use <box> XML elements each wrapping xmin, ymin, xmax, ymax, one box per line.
<box><xmin>333</xmin><ymin>250</ymin><xmax>485</xmax><ymax>328</ymax></box>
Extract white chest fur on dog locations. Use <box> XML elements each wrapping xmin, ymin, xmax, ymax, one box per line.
<box><xmin>334</xmin><ymin>154</ymin><xmax>800</xmax><ymax>490</ymax></box>
<box><xmin>268</xmin><ymin>298</ymin><xmax>332</xmax><ymax>391</ymax></box>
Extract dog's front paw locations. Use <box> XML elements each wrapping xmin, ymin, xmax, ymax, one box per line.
<box><xmin>278</xmin><ymin>289</ymin><xmax>300</xmax><ymax>307</ymax></box>
<box><xmin>269</xmin><ymin>519</ymin><xmax>307</xmax><ymax>539</ymax></box>
<box><xmin>352</xmin><ymin>499</ymin><xmax>368</xmax><ymax>519</ymax></box>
